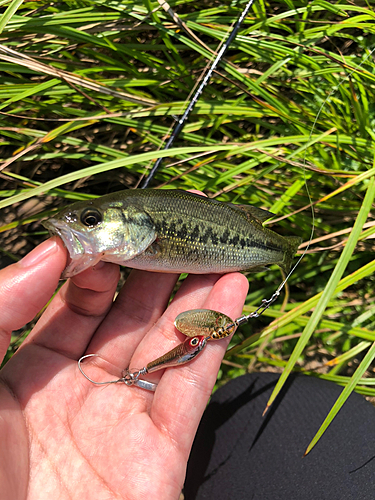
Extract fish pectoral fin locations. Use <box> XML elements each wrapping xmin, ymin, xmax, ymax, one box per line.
<box><xmin>142</xmin><ymin>239</ymin><xmax>161</xmax><ymax>257</ymax></box>
<box><xmin>228</xmin><ymin>203</ymin><xmax>275</xmax><ymax>224</ymax></box>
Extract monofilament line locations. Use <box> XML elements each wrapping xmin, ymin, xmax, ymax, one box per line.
<box><xmin>247</xmin><ymin>46</ymin><xmax>375</xmax><ymax>319</ymax></box>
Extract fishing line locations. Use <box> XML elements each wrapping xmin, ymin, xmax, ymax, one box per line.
<box><xmin>75</xmin><ymin>11</ymin><xmax>375</xmax><ymax>390</ymax></box>
<box><xmin>193</xmin><ymin>50</ymin><xmax>375</xmax><ymax>334</ymax></box>
<box><xmin>238</xmin><ymin>45</ymin><xmax>375</xmax><ymax>322</ymax></box>
<box><xmin>137</xmin><ymin>0</ymin><xmax>313</xmax><ymax>312</ymax></box>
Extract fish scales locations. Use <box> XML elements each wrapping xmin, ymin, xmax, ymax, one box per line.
<box><xmin>125</xmin><ymin>190</ymin><xmax>294</xmax><ymax>273</ymax></box>
<box><xmin>43</xmin><ymin>189</ymin><xmax>302</xmax><ymax>278</ymax></box>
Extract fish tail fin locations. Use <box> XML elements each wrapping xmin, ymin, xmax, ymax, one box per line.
<box><xmin>280</xmin><ymin>236</ymin><xmax>302</xmax><ymax>275</ymax></box>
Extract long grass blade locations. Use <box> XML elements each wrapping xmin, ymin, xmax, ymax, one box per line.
<box><xmin>264</xmin><ymin>175</ymin><xmax>375</xmax><ymax>414</ymax></box>
<box><xmin>0</xmin><ymin>0</ymin><xmax>23</xmax><ymax>34</ymax></box>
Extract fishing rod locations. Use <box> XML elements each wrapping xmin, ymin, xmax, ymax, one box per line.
<box><xmin>140</xmin><ymin>0</ymin><xmax>255</xmax><ymax>188</ymax></box>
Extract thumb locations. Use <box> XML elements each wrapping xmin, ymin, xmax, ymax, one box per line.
<box><xmin>0</xmin><ymin>237</ymin><xmax>67</xmax><ymax>361</ymax></box>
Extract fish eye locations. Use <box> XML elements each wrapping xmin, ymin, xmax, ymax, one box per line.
<box><xmin>190</xmin><ymin>337</ymin><xmax>199</xmax><ymax>346</ymax></box>
<box><xmin>80</xmin><ymin>208</ymin><xmax>102</xmax><ymax>227</ymax></box>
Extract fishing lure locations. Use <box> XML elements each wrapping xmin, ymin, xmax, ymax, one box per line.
<box><xmin>78</xmin><ymin>296</ymin><xmax>278</xmax><ymax>391</ymax></box>
<box><xmin>78</xmin><ymin>335</ymin><xmax>208</xmax><ymax>391</ymax></box>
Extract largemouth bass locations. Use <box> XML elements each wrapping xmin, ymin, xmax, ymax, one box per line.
<box><xmin>43</xmin><ymin>189</ymin><xmax>302</xmax><ymax>278</ymax></box>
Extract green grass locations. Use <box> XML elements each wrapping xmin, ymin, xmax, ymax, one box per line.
<box><xmin>1</xmin><ymin>0</ymin><xmax>375</xmax><ymax>450</ymax></box>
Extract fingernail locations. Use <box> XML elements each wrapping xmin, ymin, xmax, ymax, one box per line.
<box><xmin>19</xmin><ymin>237</ymin><xmax>59</xmax><ymax>268</ymax></box>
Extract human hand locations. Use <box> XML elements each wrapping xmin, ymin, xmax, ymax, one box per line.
<box><xmin>0</xmin><ymin>236</ymin><xmax>248</xmax><ymax>500</ymax></box>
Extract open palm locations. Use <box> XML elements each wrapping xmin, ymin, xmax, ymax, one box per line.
<box><xmin>0</xmin><ymin>237</ymin><xmax>248</xmax><ymax>499</ymax></box>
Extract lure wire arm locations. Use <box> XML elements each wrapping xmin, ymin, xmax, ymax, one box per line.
<box><xmin>217</xmin><ymin>289</ymin><xmax>281</xmax><ymax>338</ymax></box>
<box><xmin>241</xmin><ymin>289</ymin><xmax>280</xmax><ymax>321</ymax></box>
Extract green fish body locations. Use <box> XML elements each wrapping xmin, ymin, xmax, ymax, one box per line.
<box><xmin>43</xmin><ymin>189</ymin><xmax>302</xmax><ymax>278</ymax></box>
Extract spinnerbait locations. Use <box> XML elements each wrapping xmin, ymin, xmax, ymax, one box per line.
<box><xmin>78</xmin><ymin>292</ymin><xmax>279</xmax><ymax>391</ymax></box>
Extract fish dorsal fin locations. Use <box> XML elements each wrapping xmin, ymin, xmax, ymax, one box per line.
<box><xmin>228</xmin><ymin>203</ymin><xmax>275</xmax><ymax>223</ymax></box>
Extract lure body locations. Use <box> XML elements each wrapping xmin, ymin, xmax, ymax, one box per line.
<box><xmin>44</xmin><ymin>189</ymin><xmax>302</xmax><ymax>278</ymax></box>
<box><xmin>145</xmin><ymin>335</ymin><xmax>207</xmax><ymax>373</ymax></box>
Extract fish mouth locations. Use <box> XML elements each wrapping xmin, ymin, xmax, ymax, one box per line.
<box><xmin>43</xmin><ymin>218</ymin><xmax>100</xmax><ymax>278</ymax></box>
<box><xmin>43</xmin><ymin>219</ymin><xmax>82</xmax><ymax>258</ymax></box>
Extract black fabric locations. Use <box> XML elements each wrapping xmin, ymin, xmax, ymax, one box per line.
<box><xmin>184</xmin><ymin>372</ymin><xmax>375</xmax><ymax>500</ymax></box>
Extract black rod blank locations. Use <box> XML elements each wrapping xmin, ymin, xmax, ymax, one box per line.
<box><xmin>140</xmin><ymin>0</ymin><xmax>255</xmax><ymax>188</ymax></box>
